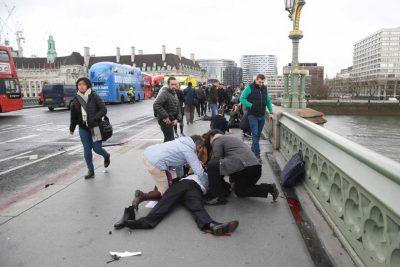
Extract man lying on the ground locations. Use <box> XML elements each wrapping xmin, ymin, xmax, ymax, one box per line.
<box><xmin>203</xmin><ymin>130</ymin><xmax>279</xmax><ymax>205</ymax></box>
<box><xmin>114</xmin><ymin>174</ymin><xmax>239</xmax><ymax>236</ymax></box>
<box><xmin>131</xmin><ymin>135</ymin><xmax>207</xmax><ymax>210</ymax></box>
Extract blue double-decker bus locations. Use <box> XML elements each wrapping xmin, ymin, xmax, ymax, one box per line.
<box><xmin>89</xmin><ymin>62</ymin><xmax>144</xmax><ymax>103</ymax></box>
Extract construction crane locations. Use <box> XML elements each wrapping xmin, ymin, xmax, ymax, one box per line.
<box><xmin>0</xmin><ymin>1</ymin><xmax>16</xmax><ymax>45</ymax></box>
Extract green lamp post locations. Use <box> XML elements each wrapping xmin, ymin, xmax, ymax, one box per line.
<box><xmin>283</xmin><ymin>0</ymin><xmax>307</xmax><ymax>109</ymax></box>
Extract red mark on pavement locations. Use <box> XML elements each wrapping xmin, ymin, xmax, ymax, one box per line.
<box><xmin>287</xmin><ymin>197</ymin><xmax>303</xmax><ymax>223</ymax></box>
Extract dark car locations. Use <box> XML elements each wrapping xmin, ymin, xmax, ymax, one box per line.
<box><xmin>42</xmin><ymin>84</ymin><xmax>76</xmax><ymax>111</ymax></box>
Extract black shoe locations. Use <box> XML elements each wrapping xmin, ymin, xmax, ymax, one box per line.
<box><xmin>84</xmin><ymin>170</ymin><xmax>95</xmax><ymax>179</ymax></box>
<box><xmin>104</xmin><ymin>155</ymin><xmax>111</xmax><ymax>168</ymax></box>
<box><xmin>114</xmin><ymin>206</ymin><xmax>136</xmax><ymax>230</ymax></box>
<box><xmin>209</xmin><ymin>221</ymin><xmax>239</xmax><ymax>236</ymax></box>
<box><xmin>204</xmin><ymin>196</ymin><xmax>227</xmax><ymax>206</ymax></box>
<box><xmin>271</xmin><ymin>183</ymin><xmax>279</xmax><ymax>202</ymax></box>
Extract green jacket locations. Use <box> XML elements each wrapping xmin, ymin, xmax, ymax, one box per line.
<box><xmin>240</xmin><ymin>84</ymin><xmax>273</xmax><ymax>114</ymax></box>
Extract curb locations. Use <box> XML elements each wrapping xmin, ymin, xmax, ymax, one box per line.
<box><xmin>23</xmin><ymin>105</ymin><xmax>42</xmax><ymax>109</ymax></box>
<box><xmin>266</xmin><ymin>149</ymin><xmax>356</xmax><ymax>267</ymax></box>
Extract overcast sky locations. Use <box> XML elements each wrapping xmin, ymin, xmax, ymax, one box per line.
<box><xmin>1</xmin><ymin>0</ymin><xmax>399</xmax><ymax>77</ymax></box>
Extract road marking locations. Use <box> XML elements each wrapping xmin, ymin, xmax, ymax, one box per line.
<box><xmin>0</xmin><ymin>118</ymin><xmax>155</xmax><ymax>177</ymax></box>
<box><xmin>0</xmin><ymin>151</ymin><xmax>33</xmax><ymax>163</ymax></box>
<box><xmin>0</xmin><ymin>135</ymin><xmax>39</xmax><ymax>145</ymax></box>
<box><xmin>0</xmin><ymin>144</ymin><xmax>81</xmax><ymax>177</ymax></box>
<box><xmin>0</xmin><ymin>123</ymin><xmax>53</xmax><ymax>134</ymax></box>
<box><xmin>112</xmin><ymin>117</ymin><xmax>154</xmax><ymax>134</ymax></box>
<box><xmin>16</xmin><ymin>154</ymin><xmax>38</xmax><ymax>160</ymax></box>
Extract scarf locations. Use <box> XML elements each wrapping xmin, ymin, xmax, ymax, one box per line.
<box><xmin>77</xmin><ymin>89</ymin><xmax>91</xmax><ymax>126</ymax></box>
<box><xmin>77</xmin><ymin>89</ymin><xmax>102</xmax><ymax>142</ymax></box>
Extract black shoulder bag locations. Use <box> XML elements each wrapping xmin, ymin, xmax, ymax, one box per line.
<box><xmin>76</xmin><ymin>95</ymin><xmax>113</xmax><ymax>141</ymax></box>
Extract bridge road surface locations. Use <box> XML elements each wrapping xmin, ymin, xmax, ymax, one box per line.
<box><xmin>0</xmin><ymin>101</ymin><xmax>154</xmax><ymax>205</ymax></box>
<box><xmin>0</xmin><ymin>101</ymin><xmax>313</xmax><ymax>266</ymax></box>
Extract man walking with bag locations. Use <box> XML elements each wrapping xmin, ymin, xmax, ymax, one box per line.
<box><xmin>153</xmin><ymin>77</ymin><xmax>181</xmax><ymax>142</ymax></box>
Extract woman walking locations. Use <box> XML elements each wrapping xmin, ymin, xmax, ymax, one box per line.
<box><xmin>69</xmin><ymin>77</ymin><xmax>110</xmax><ymax>179</ymax></box>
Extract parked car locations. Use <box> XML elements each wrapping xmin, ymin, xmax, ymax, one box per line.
<box><xmin>42</xmin><ymin>84</ymin><xmax>76</xmax><ymax>111</ymax></box>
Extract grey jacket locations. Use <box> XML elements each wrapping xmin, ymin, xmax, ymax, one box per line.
<box><xmin>211</xmin><ymin>134</ymin><xmax>260</xmax><ymax>176</ymax></box>
<box><xmin>153</xmin><ymin>87</ymin><xmax>181</xmax><ymax>120</ymax></box>
<box><xmin>144</xmin><ymin>137</ymin><xmax>208</xmax><ymax>193</ymax></box>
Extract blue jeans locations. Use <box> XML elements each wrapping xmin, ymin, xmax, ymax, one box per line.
<box><xmin>210</xmin><ymin>103</ymin><xmax>218</xmax><ymax>118</ymax></box>
<box><xmin>248</xmin><ymin>115</ymin><xmax>266</xmax><ymax>158</ymax></box>
<box><xmin>79</xmin><ymin>127</ymin><xmax>109</xmax><ymax>171</ymax></box>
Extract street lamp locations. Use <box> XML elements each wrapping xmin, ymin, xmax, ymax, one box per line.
<box><xmin>284</xmin><ymin>0</ymin><xmax>294</xmax><ymax>14</ymax></box>
<box><xmin>283</xmin><ymin>0</ymin><xmax>307</xmax><ymax>109</ymax></box>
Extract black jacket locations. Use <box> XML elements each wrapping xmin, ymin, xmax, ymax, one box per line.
<box><xmin>153</xmin><ymin>87</ymin><xmax>181</xmax><ymax>121</ymax></box>
<box><xmin>209</xmin><ymin>86</ymin><xmax>218</xmax><ymax>104</ymax></box>
<box><xmin>195</xmin><ymin>88</ymin><xmax>206</xmax><ymax>102</ymax></box>
<box><xmin>70</xmin><ymin>91</ymin><xmax>107</xmax><ymax>132</ymax></box>
<box><xmin>247</xmin><ymin>82</ymin><xmax>268</xmax><ymax>116</ymax></box>
<box><xmin>210</xmin><ymin>115</ymin><xmax>229</xmax><ymax>133</ymax></box>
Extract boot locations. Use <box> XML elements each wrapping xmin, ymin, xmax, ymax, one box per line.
<box><xmin>132</xmin><ymin>190</ymin><xmax>162</xmax><ymax>211</ymax></box>
<box><xmin>104</xmin><ymin>155</ymin><xmax>111</xmax><ymax>168</ymax></box>
<box><xmin>114</xmin><ymin>206</ymin><xmax>136</xmax><ymax>230</ymax></box>
<box><xmin>208</xmin><ymin>221</ymin><xmax>239</xmax><ymax>236</ymax></box>
<box><xmin>84</xmin><ymin>170</ymin><xmax>95</xmax><ymax>179</ymax></box>
<box><xmin>270</xmin><ymin>183</ymin><xmax>279</xmax><ymax>202</ymax></box>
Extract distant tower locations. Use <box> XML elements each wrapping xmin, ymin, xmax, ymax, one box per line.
<box><xmin>15</xmin><ymin>30</ymin><xmax>25</xmax><ymax>57</ymax></box>
<box><xmin>47</xmin><ymin>35</ymin><xmax>57</xmax><ymax>63</ymax></box>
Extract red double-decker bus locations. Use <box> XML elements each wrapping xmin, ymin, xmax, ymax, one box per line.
<box><xmin>0</xmin><ymin>45</ymin><xmax>22</xmax><ymax>113</ymax></box>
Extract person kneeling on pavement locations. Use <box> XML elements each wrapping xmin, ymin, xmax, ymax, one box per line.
<box><xmin>210</xmin><ymin>108</ymin><xmax>229</xmax><ymax>134</ymax></box>
<box><xmin>130</xmin><ymin>135</ymin><xmax>207</xmax><ymax>211</ymax></box>
<box><xmin>114</xmin><ymin>174</ymin><xmax>239</xmax><ymax>236</ymax></box>
<box><xmin>203</xmin><ymin>130</ymin><xmax>279</xmax><ymax>205</ymax></box>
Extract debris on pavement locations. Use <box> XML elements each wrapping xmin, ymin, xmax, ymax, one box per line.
<box><xmin>44</xmin><ymin>183</ymin><xmax>54</xmax><ymax>188</ymax></box>
<box><xmin>145</xmin><ymin>201</ymin><xmax>158</xmax><ymax>208</ymax></box>
<box><xmin>109</xmin><ymin>251</ymin><xmax>142</xmax><ymax>258</ymax></box>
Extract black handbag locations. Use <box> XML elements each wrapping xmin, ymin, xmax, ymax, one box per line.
<box><xmin>99</xmin><ymin>115</ymin><xmax>113</xmax><ymax>141</ymax></box>
<box><xmin>76</xmin><ymin>95</ymin><xmax>113</xmax><ymax>141</ymax></box>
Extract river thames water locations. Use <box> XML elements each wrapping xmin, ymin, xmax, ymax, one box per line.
<box><xmin>324</xmin><ymin>115</ymin><xmax>400</xmax><ymax>163</ymax></box>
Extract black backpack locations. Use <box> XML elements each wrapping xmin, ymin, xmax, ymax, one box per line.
<box><xmin>240</xmin><ymin>112</ymin><xmax>250</xmax><ymax>133</ymax></box>
<box><xmin>282</xmin><ymin>152</ymin><xmax>305</xmax><ymax>188</ymax></box>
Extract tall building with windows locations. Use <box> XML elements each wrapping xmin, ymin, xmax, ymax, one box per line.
<box><xmin>265</xmin><ymin>75</ymin><xmax>285</xmax><ymax>99</ymax></box>
<box><xmin>197</xmin><ymin>59</ymin><xmax>236</xmax><ymax>83</ymax></box>
<box><xmin>351</xmin><ymin>27</ymin><xmax>400</xmax><ymax>98</ymax></box>
<box><xmin>241</xmin><ymin>55</ymin><xmax>278</xmax><ymax>84</ymax></box>
<box><xmin>288</xmin><ymin>63</ymin><xmax>324</xmax><ymax>97</ymax></box>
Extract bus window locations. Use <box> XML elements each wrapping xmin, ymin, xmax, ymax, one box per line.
<box><xmin>0</xmin><ymin>51</ymin><xmax>9</xmax><ymax>62</ymax></box>
<box><xmin>0</xmin><ymin>79</ymin><xmax>20</xmax><ymax>94</ymax></box>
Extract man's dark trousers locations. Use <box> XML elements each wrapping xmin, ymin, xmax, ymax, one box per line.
<box><xmin>132</xmin><ymin>180</ymin><xmax>213</xmax><ymax>229</ymax></box>
<box><xmin>205</xmin><ymin>159</ymin><xmax>232</xmax><ymax>198</ymax></box>
<box><xmin>206</xmin><ymin>160</ymin><xmax>271</xmax><ymax>198</ymax></box>
<box><xmin>230</xmin><ymin>165</ymin><xmax>272</xmax><ymax>197</ymax></box>
<box><xmin>158</xmin><ymin>119</ymin><xmax>175</xmax><ymax>142</ymax></box>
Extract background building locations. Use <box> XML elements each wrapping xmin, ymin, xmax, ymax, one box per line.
<box><xmin>326</xmin><ymin>67</ymin><xmax>353</xmax><ymax>98</ymax></box>
<box><xmin>351</xmin><ymin>26</ymin><xmax>400</xmax><ymax>98</ymax></box>
<box><xmin>288</xmin><ymin>63</ymin><xmax>324</xmax><ymax>97</ymax></box>
<box><xmin>13</xmin><ymin>40</ymin><xmax>203</xmax><ymax>97</ymax></box>
<box><xmin>241</xmin><ymin>55</ymin><xmax>278</xmax><ymax>84</ymax></box>
<box><xmin>222</xmin><ymin>66</ymin><xmax>242</xmax><ymax>87</ymax></box>
<box><xmin>87</xmin><ymin>45</ymin><xmax>204</xmax><ymax>82</ymax></box>
<box><xmin>197</xmin><ymin>59</ymin><xmax>236</xmax><ymax>83</ymax></box>
<box><xmin>13</xmin><ymin>36</ymin><xmax>85</xmax><ymax>97</ymax></box>
<box><xmin>266</xmin><ymin>75</ymin><xmax>285</xmax><ymax>99</ymax></box>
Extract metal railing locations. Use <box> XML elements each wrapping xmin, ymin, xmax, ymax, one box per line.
<box><xmin>276</xmin><ymin>111</ymin><xmax>400</xmax><ymax>267</ymax></box>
